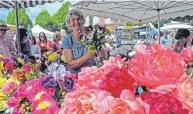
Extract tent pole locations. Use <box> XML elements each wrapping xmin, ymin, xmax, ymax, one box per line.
<box><xmin>157</xmin><ymin>9</ymin><xmax>161</xmax><ymax>44</ymax></box>
<box><xmin>15</xmin><ymin>1</ymin><xmax>21</xmax><ymax>54</ymax></box>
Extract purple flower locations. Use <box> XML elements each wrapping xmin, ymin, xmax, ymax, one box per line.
<box><xmin>42</xmin><ymin>76</ymin><xmax>57</xmax><ymax>87</ymax></box>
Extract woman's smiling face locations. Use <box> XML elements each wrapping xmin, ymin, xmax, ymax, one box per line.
<box><xmin>69</xmin><ymin>15</ymin><xmax>83</xmax><ymax>32</ymax></box>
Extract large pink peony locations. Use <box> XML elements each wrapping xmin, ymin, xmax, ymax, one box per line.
<box><xmin>139</xmin><ymin>92</ymin><xmax>188</xmax><ymax>114</ymax></box>
<box><xmin>128</xmin><ymin>44</ymin><xmax>186</xmax><ymax>92</ymax></box>
<box><xmin>77</xmin><ymin>66</ymin><xmax>105</xmax><ymax>89</ymax></box>
<box><xmin>59</xmin><ymin>89</ymin><xmax>111</xmax><ymax>114</ymax></box>
<box><xmin>98</xmin><ymin>90</ymin><xmax>149</xmax><ymax>114</ymax></box>
<box><xmin>175</xmin><ymin>76</ymin><xmax>193</xmax><ymax>111</ymax></box>
<box><xmin>102</xmin><ymin>55</ymin><xmax>127</xmax><ymax>74</ymax></box>
<box><xmin>180</xmin><ymin>46</ymin><xmax>193</xmax><ymax>64</ymax></box>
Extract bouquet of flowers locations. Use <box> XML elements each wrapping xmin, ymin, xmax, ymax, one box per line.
<box><xmin>80</xmin><ymin>25</ymin><xmax>110</xmax><ymax>53</ymax></box>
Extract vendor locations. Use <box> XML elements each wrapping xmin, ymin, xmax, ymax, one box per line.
<box><xmin>61</xmin><ymin>9</ymin><xmax>95</xmax><ymax>74</ymax></box>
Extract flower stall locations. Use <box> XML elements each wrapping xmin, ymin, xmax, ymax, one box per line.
<box><xmin>1</xmin><ymin>44</ymin><xmax>193</xmax><ymax>114</ymax></box>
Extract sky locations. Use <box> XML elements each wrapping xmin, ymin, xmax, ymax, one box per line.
<box><xmin>0</xmin><ymin>0</ymin><xmax>101</xmax><ymax>26</ymax></box>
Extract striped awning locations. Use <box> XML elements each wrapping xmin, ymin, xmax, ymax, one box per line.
<box><xmin>0</xmin><ymin>0</ymin><xmax>55</xmax><ymax>8</ymax></box>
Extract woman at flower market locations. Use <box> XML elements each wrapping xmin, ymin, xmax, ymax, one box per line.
<box><xmin>29</xmin><ymin>35</ymin><xmax>41</xmax><ymax>58</ymax></box>
<box><xmin>160</xmin><ymin>30</ymin><xmax>172</xmax><ymax>48</ymax></box>
<box><xmin>0</xmin><ymin>24</ymin><xmax>16</xmax><ymax>59</ymax></box>
<box><xmin>60</xmin><ymin>29</ymin><xmax>66</xmax><ymax>44</ymax></box>
<box><xmin>174</xmin><ymin>28</ymin><xmax>190</xmax><ymax>52</ymax></box>
<box><xmin>61</xmin><ymin>9</ymin><xmax>96</xmax><ymax>74</ymax></box>
<box><xmin>51</xmin><ymin>31</ymin><xmax>61</xmax><ymax>52</ymax></box>
<box><xmin>19</xmin><ymin>28</ymin><xmax>31</xmax><ymax>57</ymax></box>
<box><xmin>38</xmin><ymin>32</ymin><xmax>51</xmax><ymax>54</ymax></box>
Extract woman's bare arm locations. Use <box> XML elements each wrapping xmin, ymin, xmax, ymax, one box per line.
<box><xmin>63</xmin><ymin>48</ymin><xmax>94</xmax><ymax>69</ymax></box>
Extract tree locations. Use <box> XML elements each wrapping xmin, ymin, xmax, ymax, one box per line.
<box><xmin>0</xmin><ymin>20</ymin><xmax>6</xmax><ymax>24</ymax></box>
<box><xmin>6</xmin><ymin>8</ymin><xmax>32</xmax><ymax>27</ymax></box>
<box><xmin>35</xmin><ymin>10</ymin><xmax>54</xmax><ymax>31</ymax></box>
<box><xmin>52</xmin><ymin>1</ymin><xmax>71</xmax><ymax>30</ymax></box>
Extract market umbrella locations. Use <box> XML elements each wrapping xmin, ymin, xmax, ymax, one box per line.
<box><xmin>0</xmin><ymin>0</ymin><xmax>57</xmax><ymax>53</ymax></box>
<box><xmin>72</xmin><ymin>0</ymin><xmax>193</xmax><ymax>43</ymax></box>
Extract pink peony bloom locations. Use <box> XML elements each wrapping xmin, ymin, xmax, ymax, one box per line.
<box><xmin>102</xmin><ymin>55</ymin><xmax>127</xmax><ymax>74</ymax></box>
<box><xmin>128</xmin><ymin>44</ymin><xmax>186</xmax><ymax>93</ymax></box>
<box><xmin>139</xmin><ymin>92</ymin><xmax>188</xmax><ymax>114</ymax></box>
<box><xmin>175</xmin><ymin>76</ymin><xmax>193</xmax><ymax>111</ymax></box>
<box><xmin>98</xmin><ymin>90</ymin><xmax>149</xmax><ymax>114</ymax></box>
<box><xmin>180</xmin><ymin>46</ymin><xmax>193</xmax><ymax>64</ymax></box>
<box><xmin>1</xmin><ymin>81</ymin><xmax>18</xmax><ymax>94</ymax></box>
<box><xmin>99</xmin><ymin>67</ymin><xmax>135</xmax><ymax>97</ymax></box>
<box><xmin>78</xmin><ymin>66</ymin><xmax>105</xmax><ymax>89</ymax></box>
<box><xmin>59</xmin><ymin>89</ymin><xmax>111</xmax><ymax>114</ymax></box>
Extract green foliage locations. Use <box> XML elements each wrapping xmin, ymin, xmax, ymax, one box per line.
<box><xmin>0</xmin><ymin>20</ymin><xmax>6</xmax><ymax>24</ymax></box>
<box><xmin>89</xmin><ymin>15</ymin><xmax>93</xmax><ymax>26</ymax></box>
<box><xmin>6</xmin><ymin>8</ymin><xmax>32</xmax><ymax>27</ymax></box>
<box><xmin>35</xmin><ymin>10</ymin><xmax>54</xmax><ymax>31</ymax></box>
<box><xmin>52</xmin><ymin>1</ymin><xmax>71</xmax><ymax>30</ymax></box>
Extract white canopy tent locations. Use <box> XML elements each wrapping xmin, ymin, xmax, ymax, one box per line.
<box><xmin>32</xmin><ymin>25</ymin><xmax>54</xmax><ymax>40</ymax></box>
<box><xmin>160</xmin><ymin>23</ymin><xmax>193</xmax><ymax>30</ymax></box>
<box><xmin>0</xmin><ymin>0</ymin><xmax>56</xmax><ymax>53</ymax></box>
<box><xmin>72</xmin><ymin>0</ymin><xmax>193</xmax><ymax>43</ymax></box>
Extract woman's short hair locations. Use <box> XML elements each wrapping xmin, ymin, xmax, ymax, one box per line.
<box><xmin>66</xmin><ymin>9</ymin><xmax>85</xmax><ymax>28</ymax></box>
<box><xmin>53</xmin><ymin>31</ymin><xmax>61</xmax><ymax>42</ymax></box>
<box><xmin>39</xmin><ymin>32</ymin><xmax>47</xmax><ymax>42</ymax></box>
<box><xmin>29</xmin><ymin>35</ymin><xmax>36</xmax><ymax>44</ymax></box>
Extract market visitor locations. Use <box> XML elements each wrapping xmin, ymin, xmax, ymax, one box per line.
<box><xmin>174</xmin><ymin>28</ymin><xmax>190</xmax><ymax>52</ymax></box>
<box><xmin>0</xmin><ymin>24</ymin><xmax>16</xmax><ymax>59</ymax></box>
<box><xmin>61</xmin><ymin>9</ymin><xmax>95</xmax><ymax>74</ymax></box>
<box><xmin>51</xmin><ymin>31</ymin><xmax>61</xmax><ymax>52</ymax></box>
<box><xmin>29</xmin><ymin>35</ymin><xmax>41</xmax><ymax>58</ymax></box>
<box><xmin>20</xmin><ymin>28</ymin><xmax>31</xmax><ymax>57</ymax></box>
<box><xmin>160</xmin><ymin>30</ymin><xmax>171</xmax><ymax>48</ymax></box>
<box><xmin>38</xmin><ymin>32</ymin><xmax>51</xmax><ymax>54</ymax></box>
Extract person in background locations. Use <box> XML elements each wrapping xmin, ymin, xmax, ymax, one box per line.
<box><xmin>174</xmin><ymin>28</ymin><xmax>190</xmax><ymax>52</ymax></box>
<box><xmin>60</xmin><ymin>29</ymin><xmax>66</xmax><ymax>44</ymax></box>
<box><xmin>61</xmin><ymin>9</ymin><xmax>95</xmax><ymax>74</ymax></box>
<box><xmin>38</xmin><ymin>32</ymin><xmax>50</xmax><ymax>54</ymax></box>
<box><xmin>0</xmin><ymin>24</ymin><xmax>16</xmax><ymax>59</ymax></box>
<box><xmin>29</xmin><ymin>35</ymin><xmax>41</xmax><ymax>58</ymax></box>
<box><xmin>160</xmin><ymin>30</ymin><xmax>172</xmax><ymax>48</ymax></box>
<box><xmin>20</xmin><ymin>28</ymin><xmax>31</xmax><ymax>56</ymax></box>
<box><xmin>51</xmin><ymin>31</ymin><xmax>61</xmax><ymax>52</ymax></box>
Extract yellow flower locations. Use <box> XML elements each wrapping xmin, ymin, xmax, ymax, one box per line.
<box><xmin>17</xmin><ymin>58</ymin><xmax>25</xmax><ymax>65</ymax></box>
<box><xmin>0</xmin><ymin>77</ymin><xmax>6</xmax><ymax>88</ymax></box>
<box><xmin>36</xmin><ymin>101</ymin><xmax>50</xmax><ymax>110</ymax></box>
<box><xmin>7</xmin><ymin>77</ymin><xmax>20</xmax><ymax>86</ymax></box>
<box><xmin>0</xmin><ymin>90</ymin><xmax>8</xmax><ymax>111</ymax></box>
<box><xmin>48</xmin><ymin>53</ymin><xmax>58</xmax><ymax>61</ymax></box>
<box><xmin>0</xmin><ymin>54</ymin><xmax>4</xmax><ymax>59</ymax></box>
<box><xmin>0</xmin><ymin>61</ymin><xmax>4</xmax><ymax>71</ymax></box>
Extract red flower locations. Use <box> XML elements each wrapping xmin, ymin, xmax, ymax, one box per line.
<box><xmin>99</xmin><ymin>67</ymin><xmax>135</xmax><ymax>97</ymax></box>
<box><xmin>139</xmin><ymin>92</ymin><xmax>188</xmax><ymax>114</ymax></box>
<box><xmin>4</xmin><ymin>62</ymin><xmax>15</xmax><ymax>72</ymax></box>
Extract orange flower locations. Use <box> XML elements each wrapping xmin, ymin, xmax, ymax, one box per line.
<box><xmin>128</xmin><ymin>44</ymin><xmax>186</xmax><ymax>92</ymax></box>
